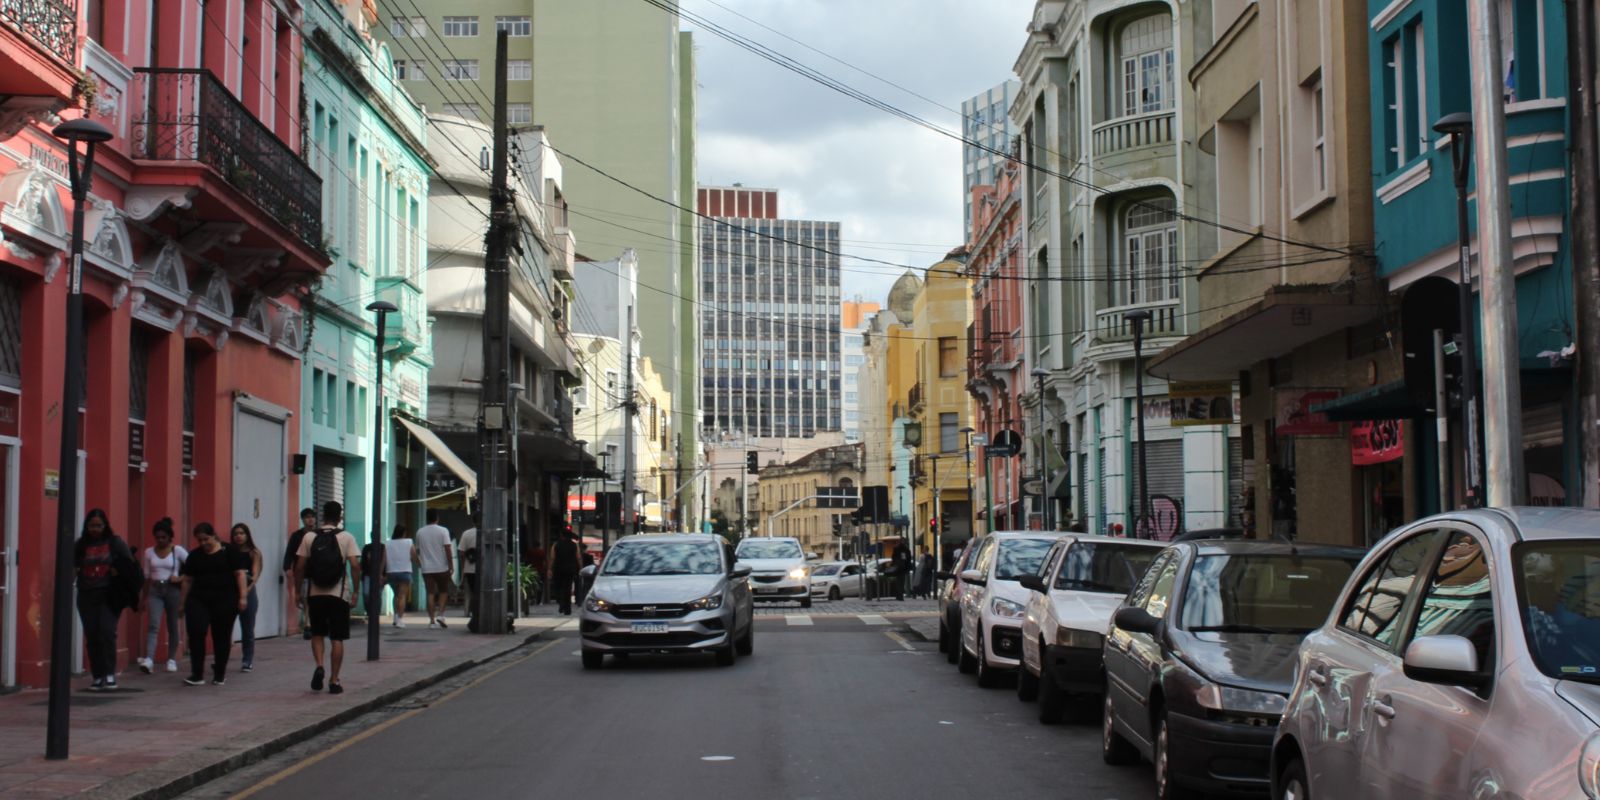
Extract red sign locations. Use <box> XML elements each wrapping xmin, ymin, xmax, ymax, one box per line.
<box><xmin>1351</xmin><ymin>420</ymin><xmax>1405</xmax><ymax>465</ymax></box>
<box><xmin>567</xmin><ymin>494</ymin><xmax>596</xmax><ymax>511</ymax></box>
<box><xmin>1275</xmin><ymin>390</ymin><xmax>1341</xmax><ymax>437</ymax></box>
<box><xmin>0</xmin><ymin>390</ymin><xmax>17</xmax><ymax>439</ymax></box>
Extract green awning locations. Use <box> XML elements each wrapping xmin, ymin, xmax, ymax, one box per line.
<box><xmin>1309</xmin><ymin>380</ymin><xmax>1422</xmax><ymax>422</ymax></box>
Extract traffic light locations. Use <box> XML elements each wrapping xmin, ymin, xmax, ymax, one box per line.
<box><xmin>941</xmin><ymin>516</ymin><xmax>952</xmax><ymax>535</ymax></box>
<box><xmin>929</xmin><ymin>517</ymin><xmax>938</xmax><ymax>535</ymax></box>
<box><xmin>746</xmin><ymin>451</ymin><xmax>758</xmax><ymax>474</ymax></box>
<box><xmin>831</xmin><ymin>515</ymin><xmax>843</xmax><ymax>537</ymax></box>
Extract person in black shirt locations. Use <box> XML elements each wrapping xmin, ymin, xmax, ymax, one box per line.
<box><xmin>284</xmin><ymin>508</ymin><xmax>317</xmax><ymax>640</ymax></box>
<box><xmin>549</xmin><ymin>529</ymin><xmax>581</xmax><ymax>615</ymax></box>
<box><xmin>180</xmin><ymin>522</ymin><xmax>249</xmax><ymax>686</ymax></box>
<box><xmin>74</xmin><ymin>509</ymin><xmax>137</xmax><ymax>691</ymax></box>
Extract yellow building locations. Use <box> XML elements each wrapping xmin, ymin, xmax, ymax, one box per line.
<box><xmin>754</xmin><ymin>443</ymin><xmax>864</xmax><ymax>556</ymax></box>
<box><xmin>902</xmin><ymin>257</ymin><xmax>974</xmax><ymax>555</ymax></box>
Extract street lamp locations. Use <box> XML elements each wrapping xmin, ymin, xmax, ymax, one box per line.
<box><xmin>1433</xmin><ymin>111</ymin><xmax>1484</xmax><ymax>507</ymax></box>
<box><xmin>1125</xmin><ymin>309</ymin><xmax>1152</xmax><ymax>539</ymax></box>
<box><xmin>959</xmin><ymin>426</ymin><xmax>975</xmax><ymax>538</ymax></box>
<box><xmin>45</xmin><ymin>117</ymin><xmax>112</xmax><ymax>761</ymax></box>
<box><xmin>364</xmin><ymin>300</ymin><xmax>396</xmax><ymax>661</ymax></box>
<box><xmin>1030</xmin><ymin>367</ymin><xmax>1051</xmax><ymax>531</ymax></box>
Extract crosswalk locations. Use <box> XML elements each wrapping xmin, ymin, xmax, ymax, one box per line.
<box><xmin>519</xmin><ymin>612</ymin><xmax>929</xmax><ymax>631</ymax></box>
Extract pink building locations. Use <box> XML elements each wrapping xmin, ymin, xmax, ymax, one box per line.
<box><xmin>0</xmin><ymin>0</ymin><xmax>326</xmax><ymax>689</ymax></box>
<box><xmin>966</xmin><ymin>155</ymin><xmax>1027</xmax><ymax>531</ymax></box>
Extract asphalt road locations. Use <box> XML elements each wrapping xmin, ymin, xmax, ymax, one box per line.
<box><xmin>192</xmin><ymin>617</ymin><xmax>1156</xmax><ymax>800</ymax></box>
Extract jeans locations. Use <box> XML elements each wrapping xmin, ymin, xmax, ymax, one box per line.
<box><xmin>145</xmin><ymin>582</ymin><xmax>182</xmax><ymax>662</ymax></box>
<box><xmin>239</xmin><ymin>587</ymin><xmax>258</xmax><ymax>666</ymax></box>
<box><xmin>185</xmin><ymin>595</ymin><xmax>239</xmax><ymax>681</ymax></box>
<box><xmin>551</xmin><ymin>572</ymin><xmax>576</xmax><ymax>614</ymax></box>
<box><xmin>76</xmin><ymin>587</ymin><xmax>119</xmax><ymax>680</ymax></box>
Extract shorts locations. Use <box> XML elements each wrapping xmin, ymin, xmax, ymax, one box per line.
<box><xmin>306</xmin><ymin>595</ymin><xmax>351</xmax><ymax>641</ymax></box>
<box><xmin>386</xmin><ymin>572</ymin><xmax>413</xmax><ymax>584</ymax></box>
<box><xmin>424</xmin><ymin>571</ymin><xmax>453</xmax><ymax>597</ymax></box>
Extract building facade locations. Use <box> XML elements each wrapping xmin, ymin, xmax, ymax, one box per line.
<box><xmin>1</xmin><ymin>0</ymin><xmax>324</xmax><ymax>688</ymax></box>
<box><xmin>755</xmin><ymin>442</ymin><xmax>863</xmax><ymax>556</ymax></box>
<box><xmin>904</xmin><ymin>259</ymin><xmax>974</xmax><ymax>554</ymax></box>
<box><xmin>966</xmin><ymin>153</ymin><xmax>1027</xmax><ymax>533</ymax></box>
<box><xmin>962</xmin><ymin>79</ymin><xmax>1021</xmax><ymax>234</ymax></box>
<box><xmin>840</xmin><ymin>299</ymin><xmax>879</xmax><ymax>442</ymax></box>
<box><xmin>698</xmin><ymin>185</ymin><xmax>842</xmax><ymax>441</ymax></box>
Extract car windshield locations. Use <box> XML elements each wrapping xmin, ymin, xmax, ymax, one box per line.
<box><xmin>599</xmin><ymin>542</ymin><xmax>723</xmax><ymax>576</ymax></box>
<box><xmin>812</xmin><ymin>564</ymin><xmax>841</xmax><ymax>576</ymax></box>
<box><xmin>1180</xmin><ymin>554</ymin><xmax>1358</xmax><ymax>634</ymax></box>
<box><xmin>736</xmin><ymin>540</ymin><xmax>803</xmax><ymax>560</ymax></box>
<box><xmin>996</xmin><ymin>538</ymin><xmax>1057</xmax><ymax>581</ymax></box>
<box><xmin>1055</xmin><ymin>542</ymin><xmax>1160</xmax><ymax>594</ymax></box>
<box><xmin>1516</xmin><ymin>540</ymin><xmax>1600</xmax><ymax>684</ymax></box>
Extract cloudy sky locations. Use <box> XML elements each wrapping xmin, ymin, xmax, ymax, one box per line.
<box><xmin>680</xmin><ymin>0</ymin><xmax>1035</xmax><ymax>305</ymax></box>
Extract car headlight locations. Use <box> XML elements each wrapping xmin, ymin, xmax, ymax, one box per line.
<box><xmin>584</xmin><ymin>596</ymin><xmax>616</xmax><ymax>613</ymax></box>
<box><xmin>991</xmin><ymin>598</ymin><xmax>1026</xmax><ymax>619</ymax></box>
<box><xmin>686</xmin><ymin>593</ymin><xmax>723</xmax><ymax>611</ymax></box>
<box><xmin>1581</xmin><ymin>730</ymin><xmax>1600</xmax><ymax>799</ymax></box>
<box><xmin>1194</xmin><ymin>680</ymin><xmax>1288</xmax><ymax>716</ymax></box>
<box><xmin>788</xmin><ymin>567</ymin><xmax>809</xmax><ymax>580</ymax></box>
<box><xmin>1054</xmin><ymin>625</ymin><xmax>1105</xmax><ymax>650</ymax></box>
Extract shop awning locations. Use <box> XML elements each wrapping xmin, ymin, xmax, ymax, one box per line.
<box><xmin>1309</xmin><ymin>381</ymin><xmax>1420</xmax><ymax>422</ymax></box>
<box><xmin>1147</xmin><ymin>289</ymin><xmax>1383</xmax><ymax>382</ymax></box>
<box><xmin>398</xmin><ymin>417</ymin><xmax>478</xmax><ymax>498</ymax></box>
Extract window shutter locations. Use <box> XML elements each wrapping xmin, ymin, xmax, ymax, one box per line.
<box><xmin>354</xmin><ymin>173</ymin><xmax>369</xmax><ymax>266</ymax></box>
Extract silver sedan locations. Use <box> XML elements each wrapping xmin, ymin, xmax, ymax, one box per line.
<box><xmin>810</xmin><ymin>561</ymin><xmax>870</xmax><ymax>600</ymax></box>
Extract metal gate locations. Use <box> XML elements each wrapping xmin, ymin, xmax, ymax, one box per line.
<box><xmin>234</xmin><ymin>409</ymin><xmax>287</xmax><ymax>637</ymax></box>
<box><xmin>1133</xmin><ymin>438</ymin><xmax>1184</xmax><ymax>538</ymax></box>
<box><xmin>314</xmin><ymin>453</ymin><xmax>346</xmax><ymax>518</ymax></box>
<box><xmin>1228</xmin><ymin>437</ymin><xmax>1243</xmax><ymax>527</ymax></box>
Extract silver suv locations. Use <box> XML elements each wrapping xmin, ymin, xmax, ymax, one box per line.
<box><xmin>734</xmin><ymin>537</ymin><xmax>812</xmax><ymax>607</ymax></box>
<box><xmin>579</xmin><ymin>534</ymin><xmax>754</xmax><ymax>669</ymax></box>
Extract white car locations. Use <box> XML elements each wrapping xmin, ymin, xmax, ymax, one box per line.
<box><xmin>1017</xmin><ymin>534</ymin><xmax>1164</xmax><ymax>722</ymax></box>
<box><xmin>958</xmin><ymin>531</ymin><xmax>1068</xmax><ymax>687</ymax></box>
<box><xmin>810</xmin><ymin>561</ymin><xmax>869</xmax><ymax>600</ymax></box>
<box><xmin>734</xmin><ymin>537</ymin><xmax>812</xmax><ymax>608</ymax></box>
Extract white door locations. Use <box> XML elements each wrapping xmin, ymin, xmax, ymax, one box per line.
<box><xmin>0</xmin><ymin>441</ymin><xmax>16</xmax><ymax>688</ymax></box>
<box><xmin>233</xmin><ymin>410</ymin><xmax>286</xmax><ymax>637</ymax></box>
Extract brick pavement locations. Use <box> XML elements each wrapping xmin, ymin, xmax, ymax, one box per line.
<box><xmin>0</xmin><ymin>610</ymin><xmax>551</xmax><ymax>800</ymax></box>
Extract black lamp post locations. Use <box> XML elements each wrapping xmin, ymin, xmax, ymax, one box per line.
<box><xmin>1030</xmin><ymin>367</ymin><xmax>1051</xmax><ymax>530</ymax></box>
<box><xmin>45</xmin><ymin>117</ymin><xmax>113</xmax><ymax>761</ymax></box>
<box><xmin>959</xmin><ymin>426</ymin><xmax>975</xmax><ymax>537</ymax></box>
<box><xmin>364</xmin><ymin>300</ymin><xmax>396</xmax><ymax>661</ymax></box>
<box><xmin>1125</xmin><ymin>309</ymin><xmax>1152</xmax><ymax>539</ymax></box>
<box><xmin>1433</xmin><ymin>111</ymin><xmax>1484</xmax><ymax>507</ymax></box>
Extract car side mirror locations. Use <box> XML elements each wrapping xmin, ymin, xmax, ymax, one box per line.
<box><xmin>730</xmin><ymin>564</ymin><xmax>752</xmax><ymax>580</ymax></box>
<box><xmin>1112</xmin><ymin>606</ymin><xmax>1160</xmax><ymax>635</ymax></box>
<box><xmin>805</xmin><ymin>551</ymin><xmax>820</xmax><ymax>560</ymax></box>
<box><xmin>1403</xmin><ymin>635</ymin><xmax>1487</xmax><ymax>689</ymax></box>
<box><xmin>1018</xmin><ymin>574</ymin><xmax>1047</xmax><ymax>593</ymax></box>
<box><xmin>935</xmin><ymin>571</ymin><xmax>953</xmax><ymax>581</ymax></box>
<box><xmin>579</xmin><ymin>565</ymin><xmax>596</xmax><ymax>579</ymax></box>
<box><xmin>959</xmin><ymin>569</ymin><xmax>986</xmax><ymax>585</ymax></box>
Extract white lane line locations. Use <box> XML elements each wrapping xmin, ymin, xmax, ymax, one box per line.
<box><xmin>858</xmin><ymin>614</ymin><xmax>890</xmax><ymax>626</ymax></box>
<box><xmin>885</xmin><ymin>631</ymin><xmax>915</xmax><ymax>650</ymax></box>
<box><xmin>785</xmin><ymin>615</ymin><xmax>814</xmax><ymax>626</ymax></box>
<box><xmin>701</xmin><ymin>756</ymin><xmax>736</xmax><ymax>762</ymax></box>
<box><xmin>556</xmin><ymin>619</ymin><xmax>581</xmax><ymax>631</ymax></box>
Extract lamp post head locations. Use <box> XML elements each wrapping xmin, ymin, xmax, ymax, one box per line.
<box><xmin>959</xmin><ymin>426</ymin><xmax>974</xmax><ymax>434</ymax></box>
<box><xmin>1123</xmin><ymin>308</ymin><xmax>1153</xmax><ymax>325</ymax></box>
<box><xmin>1030</xmin><ymin>367</ymin><xmax>1049</xmax><ymax>380</ymax></box>
<box><xmin>366</xmin><ymin>300</ymin><xmax>398</xmax><ymax>314</ymax></box>
<box><xmin>1433</xmin><ymin>112</ymin><xmax>1473</xmax><ymax>136</ymax></box>
<box><xmin>52</xmin><ymin>118</ymin><xmax>113</xmax><ymax>145</ymax></box>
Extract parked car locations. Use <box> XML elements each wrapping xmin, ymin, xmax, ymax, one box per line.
<box><xmin>578</xmin><ymin>533</ymin><xmax>753</xmax><ymax>669</ymax></box>
<box><xmin>1017</xmin><ymin>534</ymin><xmax>1165</xmax><ymax>722</ymax></box>
<box><xmin>809</xmin><ymin>561</ymin><xmax>869</xmax><ymax>600</ymax></box>
<box><xmin>1101</xmin><ymin>539</ymin><xmax>1364</xmax><ymax>799</ymax></box>
<box><xmin>938</xmin><ymin>544</ymin><xmax>980</xmax><ymax>663</ymax></box>
<box><xmin>957</xmin><ymin>531</ymin><xmax>1069</xmax><ymax>687</ymax></box>
<box><xmin>734</xmin><ymin>536</ymin><xmax>812</xmax><ymax>608</ymax></box>
<box><xmin>1272</xmin><ymin>507</ymin><xmax>1600</xmax><ymax>800</ymax></box>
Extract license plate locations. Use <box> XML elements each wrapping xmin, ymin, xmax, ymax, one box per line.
<box><xmin>756</xmin><ymin>588</ymin><xmax>783</xmax><ymax>594</ymax></box>
<box><xmin>631</xmin><ymin>621</ymin><xmax>670</xmax><ymax>634</ymax></box>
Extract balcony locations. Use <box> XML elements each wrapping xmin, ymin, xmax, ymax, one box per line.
<box><xmin>0</xmin><ymin>0</ymin><xmax>78</xmax><ymax>100</ymax></box>
<box><xmin>1091</xmin><ymin>111</ymin><xmax>1176</xmax><ymax>183</ymax></box>
<box><xmin>376</xmin><ymin>276</ymin><xmax>428</xmax><ymax>358</ymax></box>
<box><xmin>131</xmin><ymin>68</ymin><xmax>323</xmax><ymax>254</ymax></box>
<box><xmin>1095</xmin><ymin>300</ymin><xmax>1181</xmax><ymax>343</ymax></box>
<box><xmin>908</xmin><ymin>381</ymin><xmax>925</xmax><ymax>415</ymax></box>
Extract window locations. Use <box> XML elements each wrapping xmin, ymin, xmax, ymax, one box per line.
<box><xmin>1312</xmin><ymin>80</ymin><xmax>1326</xmax><ymax>192</ymax></box>
<box><xmin>939</xmin><ymin>412</ymin><xmax>958</xmax><ymax>453</ymax></box>
<box><xmin>1382</xmin><ymin>21</ymin><xmax>1426</xmax><ymax>172</ymax></box>
<box><xmin>443</xmin><ymin>59</ymin><xmax>479</xmax><ymax>81</ymax></box>
<box><xmin>390</xmin><ymin>17</ymin><xmax>426</xmax><ymax>37</ymax></box>
<box><xmin>393</xmin><ymin>59</ymin><xmax>410</xmax><ymax>80</ymax></box>
<box><xmin>1340</xmin><ymin>530</ymin><xmax>1442</xmax><ymax>647</ymax></box>
<box><xmin>441</xmin><ymin>104</ymin><xmax>479</xmax><ymax>121</ymax></box>
<box><xmin>508</xmin><ymin>59</ymin><xmax>532</xmax><ymax>81</ymax></box>
<box><xmin>496</xmin><ymin>15</ymin><xmax>532</xmax><ymax>35</ymax></box>
<box><xmin>572</xmin><ymin>385</ymin><xmax>588</xmax><ymax>409</ymax></box>
<box><xmin>1118</xmin><ymin>14</ymin><xmax>1174</xmax><ymax>116</ymax></box>
<box><xmin>938</xmin><ymin>336</ymin><xmax>959</xmax><ymax>377</ymax></box>
<box><xmin>1411</xmin><ymin>532</ymin><xmax>1496</xmax><ymax>669</ymax></box>
<box><xmin>441</xmin><ymin>16</ymin><xmax>478</xmax><ymax>37</ymax></box>
<box><xmin>1122</xmin><ymin>198</ymin><xmax>1179</xmax><ymax>305</ymax></box>
<box><xmin>1499</xmin><ymin>0</ymin><xmax>1545</xmax><ymax>102</ymax></box>
<box><xmin>1141</xmin><ymin>554</ymin><xmax>1181</xmax><ymax>620</ymax></box>
<box><xmin>508</xmin><ymin>103</ymin><xmax>532</xmax><ymax>125</ymax></box>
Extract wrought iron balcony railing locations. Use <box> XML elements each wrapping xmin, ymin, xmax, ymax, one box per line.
<box><xmin>1</xmin><ymin>0</ymin><xmax>77</xmax><ymax>65</ymax></box>
<box><xmin>131</xmin><ymin>68</ymin><xmax>322</xmax><ymax>251</ymax></box>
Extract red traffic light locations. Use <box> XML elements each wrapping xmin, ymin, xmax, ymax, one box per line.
<box><xmin>929</xmin><ymin>517</ymin><xmax>938</xmax><ymax>531</ymax></box>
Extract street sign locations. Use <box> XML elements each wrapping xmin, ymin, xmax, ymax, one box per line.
<box><xmin>1020</xmin><ymin>477</ymin><xmax>1044</xmax><ymax>496</ymax></box>
<box><xmin>988</xmin><ymin>428</ymin><xmax>1022</xmax><ymax>457</ymax></box>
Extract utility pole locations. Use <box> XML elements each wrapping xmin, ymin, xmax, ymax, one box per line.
<box><xmin>1465</xmin><ymin>0</ymin><xmax>1526</xmax><ymax>506</ymax></box>
<box><xmin>1127</xmin><ymin>310</ymin><xmax>1152</xmax><ymax>537</ymax></box>
<box><xmin>1568</xmin><ymin>0</ymin><xmax>1600</xmax><ymax>507</ymax></box>
<box><xmin>476</xmin><ymin>30</ymin><xmax>513</xmax><ymax>634</ymax></box>
<box><xmin>621</xmin><ymin>305</ymin><xmax>638</xmax><ymax>540</ymax></box>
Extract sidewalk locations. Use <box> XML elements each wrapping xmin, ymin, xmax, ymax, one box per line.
<box><xmin>0</xmin><ymin>611</ymin><xmax>553</xmax><ymax>800</ymax></box>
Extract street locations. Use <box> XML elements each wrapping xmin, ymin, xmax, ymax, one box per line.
<box><xmin>185</xmin><ymin>615</ymin><xmax>1154</xmax><ymax>799</ymax></box>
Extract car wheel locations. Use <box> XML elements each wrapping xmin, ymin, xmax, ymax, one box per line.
<box><xmin>1037</xmin><ymin>665</ymin><xmax>1067</xmax><ymax>723</ymax></box>
<box><xmin>976</xmin><ymin>631</ymin><xmax>1006</xmax><ymax>688</ymax></box>
<box><xmin>1154</xmin><ymin>712</ymin><xmax>1198</xmax><ymax>800</ymax></box>
<box><xmin>581</xmin><ymin>651</ymin><xmax>604</xmax><ymax>671</ymax></box>
<box><xmin>945</xmin><ymin>615</ymin><xmax>961</xmax><ymax>664</ymax></box>
<box><xmin>829</xmin><ymin>586</ymin><xmax>841</xmax><ymax>601</ymax></box>
<box><xmin>1278</xmin><ymin>756</ymin><xmax>1310</xmax><ymax>800</ymax></box>
<box><xmin>1101</xmin><ymin>692</ymin><xmax>1138</xmax><ymax>766</ymax></box>
<box><xmin>957</xmin><ymin>633</ymin><xmax>978</xmax><ymax>674</ymax></box>
<box><xmin>715</xmin><ymin>640</ymin><xmax>737</xmax><ymax>667</ymax></box>
<box><xmin>938</xmin><ymin>620</ymin><xmax>950</xmax><ymax>653</ymax></box>
<box><xmin>735</xmin><ymin>623</ymin><xmax>754</xmax><ymax>656</ymax></box>
<box><xmin>801</xmin><ymin>597</ymin><xmax>812</xmax><ymax>609</ymax></box>
<box><xmin>1016</xmin><ymin>662</ymin><xmax>1039</xmax><ymax>702</ymax></box>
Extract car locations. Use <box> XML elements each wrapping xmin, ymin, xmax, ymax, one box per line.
<box><xmin>810</xmin><ymin>561</ymin><xmax>870</xmax><ymax>600</ymax></box>
<box><xmin>957</xmin><ymin>531</ymin><xmax>1069</xmax><ymax>687</ymax></box>
<box><xmin>578</xmin><ymin>533</ymin><xmax>754</xmax><ymax>669</ymax></box>
<box><xmin>1271</xmin><ymin>507</ymin><xmax>1600</xmax><ymax>800</ymax></box>
<box><xmin>734</xmin><ymin>536</ymin><xmax>812</xmax><ymax>608</ymax></box>
<box><xmin>1100</xmin><ymin>539</ymin><xmax>1364</xmax><ymax>800</ymax></box>
<box><xmin>937</xmin><ymin>544</ymin><xmax>979</xmax><ymax>663</ymax></box>
<box><xmin>1017</xmin><ymin>534</ymin><xmax>1165</xmax><ymax>722</ymax></box>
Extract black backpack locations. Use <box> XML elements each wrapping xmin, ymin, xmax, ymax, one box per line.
<box><xmin>307</xmin><ymin>529</ymin><xmax>346</xmax><ymax>589</ymax></box>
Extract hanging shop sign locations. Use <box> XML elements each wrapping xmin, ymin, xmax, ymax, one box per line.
<box><xmin>128</xmin><ymin>420</ymin><xmax>145</xmax><ymax>468</ymax></box>
<box><xmin>567</xmin><ymin>494</ymin><xmax>597</xmax><ymax>511</ymax></box>
<box><xmin>1276</xmin><ymin>390</ymin><xmax>1341</xmax><ymax>437</ymax></box>
<box><xmin>0</xmin><ymin>390</ymin><xmax>18</xmax><ymax>439</ymax></box>
<box><xmin>1170</xmin><ymin>381</ymin><xmax>1236</xmax><ymax>426</ymax></box>
<box><xmin>1351</xmin><ymin>419</ymin><xmax>1405</xmax><ymax>465</ymax></box>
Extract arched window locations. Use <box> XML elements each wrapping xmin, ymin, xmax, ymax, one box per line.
<box><xmin>1122</xmin><ymin>198</ymin><xmax>1179</xmax><ymax>305</ymax></box>
<box><xmin>1117</xmin><ymin>14</ymin><xmax>1174</xmax><ymax>116</ymax></box>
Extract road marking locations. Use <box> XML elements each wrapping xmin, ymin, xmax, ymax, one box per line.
<box><xmin>857</xmin><ymin>614</ymin><xmax>890</xmax><ymax>626</ymax></box>
<box><xmin>700</xmin><ymin>755</ymin><xmax>736</xmax><ymax>762</ymax></box>
<box><xmin>939</xmin><ymin>721</ymin><xmax>955</xmax><ymax>725</ymax></box>
<box><xmin>785</xmin><ymin>615</ymin><xmax>813</xmax><ymax>626</ymax></box>
<box><xmin>231</xmin><ymin>637</ymin><xmax>563</xmax><ymax>798</ymax></box>
<box><xmin>884</xmin><ymin>631</ymin><xmax>915</xmax><ymax>650</ymax></box>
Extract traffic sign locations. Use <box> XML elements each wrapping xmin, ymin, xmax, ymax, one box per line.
<box><xmin>988</xmin><ymin>429</ymin><xmax>1022</xmax><ymax>457</ymax></box>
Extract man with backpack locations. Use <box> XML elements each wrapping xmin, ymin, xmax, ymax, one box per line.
<box><xmin>295</xmin><ymin>501</ymin><xmax>361</xmax><ymax>695</ymax></box>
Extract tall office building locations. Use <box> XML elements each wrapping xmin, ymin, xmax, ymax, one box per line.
<box><xmin>699</xmin><ymin>186</ymin><xmax>841</xmax><ymax>440</ymax></box>
<box><xmin>840</xmin><ymin>300</ymin><xmax>880</xmax><ymax>442</ymax></box>
<box><xmin>962</xmin><ymin>80</ymin><xmax>1020</xmax><ymax>234</ymax></box>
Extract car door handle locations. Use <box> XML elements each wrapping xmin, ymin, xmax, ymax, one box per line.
<box><xmin>1307</xmin><ymin>665</ymin><xmax>1328</xmax><ymax>687</ymax></box>
<box><xmin>1373</xmin><ymin>696</ymin><xmax>1396</xmax><ymax>720</ymax></box>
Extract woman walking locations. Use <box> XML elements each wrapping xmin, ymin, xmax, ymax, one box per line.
<box><xmin>139</xmin><ymin>518</ymin><xmax>187</xmax><ymax>674</ymax></box>
<box><xmin>75</xmin><ymin>509</ymin><xmax>138</xmax><ymax>691</ymax></box>
<box><xmin>230</xmin><ymin>524</ymin><xmax>264</xmax><ymax>672</ymax></box>
<box><xmin>384</xmin><ymin>524</ymin><xmax>421</xmax><ymax>628</ymax></box>
<box><xmin>179</xmin><ymin>522</ymin><xmax>248</xmax><ymax>686</ymax></box>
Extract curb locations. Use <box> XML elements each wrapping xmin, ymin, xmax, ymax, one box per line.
<box><xmin>88</xmin><ymin>631</ymin><xmax>542</xmax><ymax>800</ymax></box>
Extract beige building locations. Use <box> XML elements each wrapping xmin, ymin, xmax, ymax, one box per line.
<box><xmin>754</xmin><ymin>443</ymin><xmax>864</xmax><ymax>555</ymax></box>
<box><xmin>903</xmin><ymin>259</ymin><xmax>975</xmax><ymax>551</ymax></box>
<box><xmin>705</xmin><ymin>434</ymin><xmax>846</xmax><ymax>538</ymax></box>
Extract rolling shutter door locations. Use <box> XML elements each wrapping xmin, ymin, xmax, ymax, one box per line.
<box><xmin>1139</xmin><ymin>439</ymin><xmax>1185</xmax><ymax>506</ymax></box>
<box><xmin>313</xmin><ymin>453</ymin><xmax>346</xmax><ymax>516</ymax></box>
<box><xmin>1096</xmin><ymin>446</ymin><xmax>1106</xmax><ymax>530</ymax></box>
<box><xmin>1228</xmin><ymin>437</ymin><xmax>1243</xmax><ymax>527</ymax></box>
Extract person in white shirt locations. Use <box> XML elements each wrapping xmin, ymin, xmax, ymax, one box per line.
<box><xmin>458</xmin><ymin>521</ymin><xmax>478</xmax><ymax>627</ymax></box>
<box><xmin>384</xmin><ymin>524</ymin><xmax>421</xmax><ymax>628</ymax></box>
<box><xmin>139</xmin><ymin>517</ymin><xmax>187</xmax><ymax>674</ymax></box>
<box><xmin>414</xmin><ymin>509</ymin><xmax>454</xmax><ymax>628</ymax></box>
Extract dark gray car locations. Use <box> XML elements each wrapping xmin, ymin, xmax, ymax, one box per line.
<box><xmin>579</xmin><ymin>534</ymin><xmax>754</xmax><ymax>669</ymax></box>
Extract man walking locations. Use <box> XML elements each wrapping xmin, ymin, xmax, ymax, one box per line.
<box><xmin>284</xmin><ymin>507</ymin><xmax>317</xmax><ymax>639</ymax></box>
<box><xmin>458</xmin><ymin>514</ymin><xmax>478</xmax><ymax>630</ymax></box>
<box><xmin>548</xmin><ymin>528</ymin><xmax>581</xmax><ymax>615</ymax></box>
<box><xmin>416</xmin><ymin>509</ymin><xmax>454</xmax><ymax>628</ymax></box>
<box><xmin>295</xmin><ymin>501</ymin><xmax>361</xmax><ymax>695</ymax></box>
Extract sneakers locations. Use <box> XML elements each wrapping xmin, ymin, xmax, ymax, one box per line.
<box><xmin>212</xmin><ymin>678</ymin><xmax>226</xmax><ymax>686</ymax></box>
<box><xmin>311</xmin><ymin>666</ymin><xmax>325</xmax><ymax>692</ymax></box>
<box><xmin>394</xmin><ymin>618</ymin><xmax>405</xmax><ymax>629</ymax></box>
<box><xmin>88</xmin><ymin>678</ymin><xmax>105</xmax><ymax>692</ymax></box>
<box><xmin>137</xmin><ymin>658</ymin><xmax>153</xmax><ymax>674</ymax></box>
<box><xmin>436</xmin><ymin>618</ymin><xmax>448</xmax><ymax>629</ymax></box>
<box><xmin>327</xmin><ymin>683</ymin><xmax>344</xmax><ymax>695</ymax></box>
<box><xmin>102</xmin><ymin>677</ymin><xmax>117</xmax><ymax>691</ymax></box>
<box><xmin>428</xmin><ymin>619</ymin><xmax>439</xmax><ymax>630</ymax></box>
<box><xmin>166</xmin><ymin>659</ymin><xmax>179</xmax><ymax>673</ymax></box>
<box><xmin>241</xmin><ymin>663</ymin><xmax>253</xmax><ymax>673</ymax></box>
<box><xmin>184</xmin><ymin>676</ymin><xmax>205</xmax><ymax>686</ymax></box>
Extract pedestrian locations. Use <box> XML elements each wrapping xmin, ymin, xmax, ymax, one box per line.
<box><xmin>385</xmin><ymin>523</ymin><xmax>420</xmax><ymax>629</ymax></box>
<box><xmin>549</xmin><ymin>528</ymin><xmax>581</xmax><ymax>615</ymax></box>
<box><xmin>415</xmin><ymin>509</ymin><xmax>454</xmax><ymax>628</ymax></box>
<box><xmin>578</xmin><ymin>549</ymin><xmax>596</xmax><ymax>602</ymax></box>
<box><xmin>229</xmin><ymin>523</ymin><xmax>263</xmax><ymax>672</ymax></box>
<box><xmin>139</xmin><ymin>517</ymin><xmax>186</xmax><ymax>674</ymax></box>
<box><xmin>178</xmin><ymin>522</ymin><xmax>248</xmax><ymax>686</ymax></box>
<box><xmin>916</xmin><ymin>551</ymin><xmax>935</xmax><ymax>599</ymax></box>
<box><xmin>891</xmin><ymin>547</ymin><xmax>911</xmax><ymax>601</ymax></box>
<box><xmin>295</xmin><ymin>501</ymin><xmax>361</xmax><ymax>694</ymax></box>
<box><xmin>284</xmin><ymin>507</ymin><xmax>317</xmax><ymax>640</ymax></box>
<box><xmin>530</xmin><ymin>541</ymin><xmax>548</xmax><ymax>605</ymax></box>
<box><xmin>458</xmin><ymin>515</ymin><xmax>479</xmax><ymax>629</ymax></box>
<box><xmin>75</xmin><ymin>509</ymin><xmax>139</xmax><ymax>691</ymax></box>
